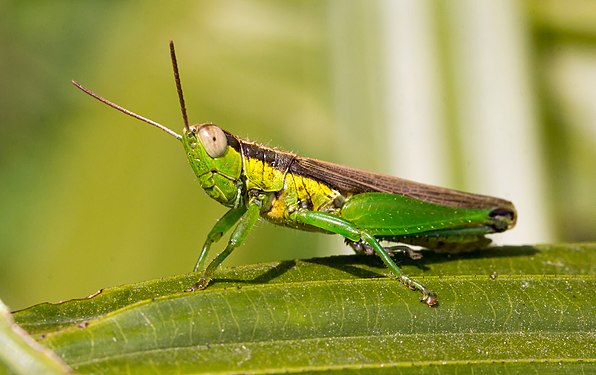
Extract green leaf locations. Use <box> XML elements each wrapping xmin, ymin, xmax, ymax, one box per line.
<box><xmin>12</xmin><ymin>243</ymin><xmax>596</xmax><ymax>373</ymax></box>
<box><xmin>0</xmin><ymin>299</ymin><xmax>71</xmax><ymax>375</ymax></box>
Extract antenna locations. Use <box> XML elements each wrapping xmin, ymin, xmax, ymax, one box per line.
<box><xmin>169</xmin><ymin>41</ymin><xmax>191</xmax><ymax>133</ymax></box>
<box><xmin>72</xmin><ymin>80</ymin><xmax>182</xmax><ymax>140</ymax></box>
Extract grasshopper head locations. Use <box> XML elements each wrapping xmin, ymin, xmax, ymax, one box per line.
<box><xmin>182</xmin><ymin>123</ymin><xmax>243</xmax><ymax>207</ymax></box>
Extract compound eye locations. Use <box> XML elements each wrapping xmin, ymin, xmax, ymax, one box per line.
<box><xmin>197</xmin><ymin>124</ymin><xmax>227</xmax><ymax>158</ymax></box>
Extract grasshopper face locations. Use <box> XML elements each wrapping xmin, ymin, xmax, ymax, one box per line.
<box><xmin>183</xmin><ymin>123</ymin><xmax>243</xmax><ymax>207</ymax></box>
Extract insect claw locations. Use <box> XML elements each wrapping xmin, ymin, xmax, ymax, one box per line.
<box><xmin>385</xmin><ymin>245</ymin><xmax>424</xmax><ymax>260</ymax></box>
<box><xmin>189</xmin><ymin>277</ymin><xmax>211</xmax><ymax>291</ymax></box>
<box><xmin>346</xmin><ymin>239</ymin><xmax>375</xmax><ymax>256</ymax></box>
<box><xmin>398</xmin><ymin>275</ymin><xmax>438</xmax><ymax>306</ymax></box>
<box><xmin>420</xmin><ymin>291</ymin><xmax>438</xmax><ymax>307</ymax></box>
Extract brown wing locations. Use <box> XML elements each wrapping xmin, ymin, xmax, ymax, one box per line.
<box><xmin>290</xmin><ymin>157</ymin><xmax>513</xmax><ymax>210</ymax></box>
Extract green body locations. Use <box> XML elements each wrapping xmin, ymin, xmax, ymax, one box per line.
<box><xmin>73</xmin><ymin>42</ymin><xmax>516</xmax><ymax>305</ymax></box>
<box><xmin>181</xmin><ymin>125</ymin><xmax>516</xmax><ymax>306</ymax></box>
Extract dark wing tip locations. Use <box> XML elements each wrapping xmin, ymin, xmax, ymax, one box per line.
<box><xmin>488</xmin><ymin>205</ymin><xmax>517</xmax><ymax>232</ymax></box>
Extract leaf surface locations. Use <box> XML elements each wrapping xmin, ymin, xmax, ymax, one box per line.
<box><xmin>12</xmin><ymin>243</ymin><xmax>596</xmax><ymax>373</ymax></box>
<box><xmin>0</xmin><ymin>299</ymin><xmax>71</xmax><ymax>375</ymax></box>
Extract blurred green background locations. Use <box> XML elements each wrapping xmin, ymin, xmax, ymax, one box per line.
<box><xmin>1</xmin><ymin>0</ymin><xmax>595</xmax><ymax>311</ymax></box>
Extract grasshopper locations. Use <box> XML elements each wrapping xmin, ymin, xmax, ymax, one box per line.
<box><xmin>73</xmin><ymin>42</ymin><xmax>516</xmax><ymax>306</ymax></box>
